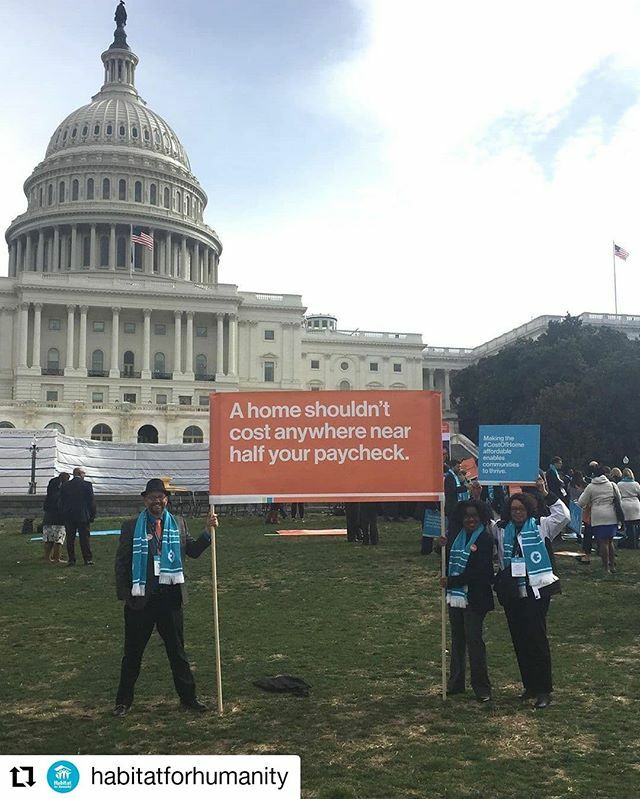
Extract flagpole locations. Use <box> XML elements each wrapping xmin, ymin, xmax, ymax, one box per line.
<box><xmin>613</xmin><ymin>240</ymin><xmax>618</xmax><ymax>315</ymax></box>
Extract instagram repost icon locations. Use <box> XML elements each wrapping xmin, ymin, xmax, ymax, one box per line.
<box><xmin>47</xmin><ymin>761</ymin><xmax>80</xmax><ymax>793</ymax></box>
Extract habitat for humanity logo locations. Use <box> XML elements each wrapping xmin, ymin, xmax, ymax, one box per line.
<box><xmin>47</xmin><ymin>761</ymin><xmax>80</xmax><ymax>793</ymax></box>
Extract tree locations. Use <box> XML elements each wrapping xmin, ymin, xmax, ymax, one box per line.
<box><xmin>450</xmin><ymin>316</ymin><xmax>640</xmax><ymax>469</ymax></box>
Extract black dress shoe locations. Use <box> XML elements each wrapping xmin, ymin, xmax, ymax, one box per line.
<box><xmin>112</xmin><ymin>704</ymin><xmax>129</xmax><ymax>717</ymax></box>
<box><xmin>180</xmin><ymin>697</ymin><xmax>208</xmax><ymax>713</ymax></box>
<box><xmin>534</xmin><ymin>693</ymin><xmax>551</xmax><ymax>709</ymax></box>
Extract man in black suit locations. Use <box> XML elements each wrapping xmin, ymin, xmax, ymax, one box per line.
<box><xmin>113</xmin><ymin>478</ymin><xmax>217</xmax><ymax>717</ymax></box>
<box><xmin>60</xmin><ymin>467</ymin><xmax>96</xmax><ymax>566</ymax></box>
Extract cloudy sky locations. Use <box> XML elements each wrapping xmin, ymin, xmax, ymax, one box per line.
<box><xmin>1</xmin><ymin>0</ymin><xmax>640</xmax><ymax>347</ymax></box>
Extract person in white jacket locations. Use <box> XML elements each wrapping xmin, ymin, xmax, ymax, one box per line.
<box><xmin>618</xmin><ymin>468</ymin><xmax>640</xmax><ymax>549</ymax></box>
<box><xmin>577</xmin><ymin>466</ymin><xmax>622</xmax><ymax>573</ymax></box>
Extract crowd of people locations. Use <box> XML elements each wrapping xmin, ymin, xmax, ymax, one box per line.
<box><xmin>41</xmin><ymin>467</ymin><xmax>96</xmax><ymax>566</ymax></box>
<box><xmin>438</xmin><ymin>453</ymin><xmax>640</xmax><ymax>710</ymax></box>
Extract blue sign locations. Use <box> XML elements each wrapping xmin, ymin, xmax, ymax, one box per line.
<box><xmin>478</xmin><ymin>425</ymin><xmax>540</xmax><ymax>485</ymax></box>
<box><xmin>423</xmin><ymin>509</ymin><xmax>442</xmax><ymax>538</ymax></box>
<box><xmin>569</xmin><ymin>500</ymin><xmax>583</xmax><ymax>535</ymax></box>
<box><xmin>47</xmin><ymin>761</ymin><xmax>80</xmax><ymax>793</ymax></box>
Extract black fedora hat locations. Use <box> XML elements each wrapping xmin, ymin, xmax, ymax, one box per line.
<box><xmin>141</xmin><ymin>478</ymin><xmax>170</xmax><ymax>497</ymax></box>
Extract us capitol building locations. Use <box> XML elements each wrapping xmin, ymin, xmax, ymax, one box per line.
<box><xmin>1</xmin><ymin>6</ymin><xmax>639</xmax><ymax>445</ymax></box>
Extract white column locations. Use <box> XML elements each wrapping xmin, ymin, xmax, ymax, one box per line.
<box><xmin>65</xmin><ymin>304</ymin><xmax>76</xmax><ymax>373</ymax></box>
<box><xmin>166</xmin><ymin>232</ymin><xmax>172</xmax><ymax>276</ymax></box>
<box><xmin>17</xmin><ymin>303</ymin><xmax>29</xmax><ymax>367</ymax></box>
<box><xmin>173</xmin><ymin>310</ymin><xmax>182</xmax><ymax>375</ymax></box>
<box><xmin>31</xmin><ymin>303</ymin><xmax>42</xmax><ymax>370</ymax></box>
<box><xmin>184</xmin><ymin>310</ymin><xmax>194</xmax><ymax>377</ymax></box>
<box><xmin>216</xmin><ymin>313</ymin><xmax>225</xmax><ymax>377</ymax></box>
<box><xmin>444</xmin><ymin>369</ymin><xmax>451</xmax><ymax>410</ymax></box>
<box><xmin>109</xmin><ymin>307</ymin><xmax>120</xmax><ymax>377</ymax></box>
<box><xmin>109</xmin><ymin>224</ymin><xmax>116</xmax><ymax>270</ymax></box>
<box><xmin>78</xmin><ymin>305</ymin><xmax>88</xmax><ymax>375</ymax></box>
<box><xmin>52</xmin><ymin>228</ymin><xmax>60</xmax><ymax>271</ymax></box>
<box><xmin>181</xmin><ymin>237</ymin><xmax>188</xmax><ymax>280</ymax></box>
<box><xmin>89</xmin><ymin>224</ymin><xmax>97</xmax><ymax>269</ymax></box>
<box><xmin>228</xmin><ymin>313</ymin><xmax>238</xmax><ymax>377</ymax></box>
<box><xmin>25</xmin><ymin>235</ymin><xmax>33</xmax><ymax>272</ymax></box>
<box><xmin>193</xmin><ymin>242</ymin><xmax>200</xmax><ymax>283</ymax></box>
<box><xmin>16</xmin><ymin>238</ymin><xmax>23</xmax><ymax>273</ymax></box>
<box><xmin>36</xmin><ymin>231</ymin><xmax>44</xmax><ymax>271</ymax></box>
<box><xmin>142</xmin><ymin>308</ymin><xmax>151</xmax><ymax>377</ymax></box>
<box><xmin>8</xmin><ymin>241</ymin><xmax>17</xmax><ymax>276</ymax></box>
<box><xmin>70</xmin><ymin>226</ymin><xmax>78</xmax><ymax>270</ymax></box>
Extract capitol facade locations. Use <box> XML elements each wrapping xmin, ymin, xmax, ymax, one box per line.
<box><xmin>1</xmin><ymin>7</ymin><xmax>639</xmax><ymax>445</ymax></box>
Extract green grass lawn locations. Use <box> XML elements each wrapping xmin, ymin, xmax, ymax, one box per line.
<box><xmin>1</xmin><ymin>512</ymin><xmax>639</xmax><ymax>799</ymax></box>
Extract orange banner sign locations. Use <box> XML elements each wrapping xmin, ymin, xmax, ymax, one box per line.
<box><xmin>209</xmin><ymin>390</ymin><xmax>444</xmax><ymax>504</ymax></box>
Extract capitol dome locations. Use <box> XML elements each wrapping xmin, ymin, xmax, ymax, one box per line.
<box><xmin>6</xmin><ymin>4</ymin><xmax>222</xmax><ymax>284</ymax></box>
<box><xmin>46</xmin><ymin>96</ymin><xmax>191</xmax><ymax>171</ymax></box>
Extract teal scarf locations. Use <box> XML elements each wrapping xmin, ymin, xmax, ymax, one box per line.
<box><xmin>446</xmin><ymin>525</ymin><xmax>484</xmax><ymax>608</ymax></box>
<box><xmin>131</xmin><ymin>509</ymin><xmax>184</xmax><ymax>596</ymax></box>
<box><xmin>448</xmin><ymin>469</ymin><xmax>470</xmax><ymax>501</ymax></box>
<box><xmin>502</xmin><ymin>517</ymin><xmax>557</xmax><ymax>598</ymax></box>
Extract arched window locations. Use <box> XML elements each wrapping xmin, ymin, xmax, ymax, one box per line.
<box><xmin>175</xmin><ymin>190</ymin><xmax>181</xmax><ymax>211</ymax></box>
<box><xmin>59</xmin><ymin>181</ymin><xmax>65</xmax><ymax>203</ymax></box>
<box><xmin>47</xmin><ymin>348</ymin><xmax>60</xmax><ymax>369</ymax></box>
<box><xmin>71</xmin><ymin>127</ymin><xmax>77</xmax><ymax>139</ymax></box>
<box><xmin>0</xmin><ymin>421</ymin><xmax>16</xmax><ymax>429</ymax></box>
<box><xmin>99</xmin><ymin>235</ymin><xmax>109</xmax><ymax>267</ymax></box>
<box><xmin>186</xmin><ymin>195</ymin><xmax>191</xmax><ymax>216</ymax></box>
<box><xmin>82</xmin><ymin>125</ymin><xmax>88</xmax><ymax>136</ymax></box>
<box><xmin>149</xmin><ymin>184</ymin><xmax>157</xmax><ymax>205</ymax></box>
<box><xmin>119</xmin><ymin>124</ymin><xmax>126</xmax><ymax>136</ymax></box>
<box><xmin>45</xmin><ymin>422</ymin><xmax>65</xmax><ymax>434</ymax></box>
<box><xmin>119</xmin><ymin>179</ymin><xmax>127</xmax><ymax>200</ymax></box>
<box><xmin>87</xmin><ymin>178</ymin><xmax>94</xmax><ymax>199</ymax></box>
<box><xmin>137</xmin><ymin>425</ymin><xmax>158</xmax><ymax>444</ymax></box>
<box><xmin>47</xmin><ymin>184</ymin><xmax>53</xmax><ymax>205</ymax></box>
<box><xmin>132</xmin><ymin>126</ymin><xmax>138</xmax><ymax>139</ymax></box>
<box><xmin>39</xmin><ymin>188</ymin><xmax>43</xmax><ymax>207</ymax></box>
<box><xmin>116</xmin><ymin>236</ymin><xmax>127</xmax><ymax>268</ymax></box>
<box><xmin>339</xmin><ymin>380</ymin><xmax>351</xmax><ymax>391</ymax></box>
<box><xmin>123</xmin><ymin>350</ymin><xmax>134</xmax><ymax>376</ymax></box>
<box><xmin>82</xmin><ymin>236</ymin><xmax>90</xmax><ymax>267</ymax></box>
<box><xmin>195</xmin><ymin>354</ymin><xmax>207</xmax><ymax>375</ymax></box>
<box><xmin>134</xmin><ymin>181</ymin><xmax>142</xmax><ymax>202</ymax></box>
<box><xmin>91</xmin><ymin>350</ymin><xmax>104</xmax><ymax>372</ymax></box>
<box><xmin>72</xmin><ymin>179</ymin><xmax>79</xmax><ymax>201</ymax></box>
<box><xmin>144</xmin><ymin>128</ymin><xmax>150</xmax><ymax>141</ymax></box>
<box><xmin>102</xmin><ymin>178</ymin><xmax>110</xmax><ymax>200</ymax></box>
<box><xmin>91</xmin><ymin>424</ymin><xmax>112</xmax><ymax>442</ymax></box>
<box><xmin>153</xmin><ymin>352</ymin><xmax>165</xmax><ymax>374</ymax></box>
<box><xmin>62</xmin><ymin>129</ymin><xmax>68</xmax><ymax>141</ymax></box>
<box><xmin>183</xmin><ymin>426</ymin><xmax>204</xmax><ymax>444</ymax></box>
<box><xmin>106</xmin><ymin>123</ymin><xmax>113</xmax><ymax>135</ymax></box>
<box><xmin>163</xmin><ymin>187</ymin><xmax>170</xmax><ymax>208</ymax></box>
<box><xmin>94</xmin><ymin>123</ymin><xmax>100</xmax><ymax>135</ymax></box>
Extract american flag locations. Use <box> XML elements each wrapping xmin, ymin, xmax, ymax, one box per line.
<box><xmin>131</xmin><ymin>226</ymin><xmax>154</xmax><ymax>250</ymax></box>
<box><xmin>614</xmin><ymin>243</ymin><xmax>629</xmax><ymax>260</ymax></box>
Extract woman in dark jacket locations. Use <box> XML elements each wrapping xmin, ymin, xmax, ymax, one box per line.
<box><xmin>439</xmin><ymin>499</ymin><xmax>495</xmax><ymax>702</ymax></box>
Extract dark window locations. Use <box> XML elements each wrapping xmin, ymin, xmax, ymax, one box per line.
<box><xmin>94</xmin><ymin>124</ymin><xmax>100</xmax><ymax>135</ymax></box>
<box><xmin>82</xmin><ymin>236</ymin><xmax>90</xmax><ymax>267</ymax></box>
<box><xmin>82</xmin><ymin>125</ymin><xmax>88</xmax><ymax>136</ymax></box>
<box><xmin>47</xmin><ymin>348</ymin><xmax>60</xmax><ymax>369</ymax></box>
<box><xmin>156</xmin><ymin>394</ymin><xmax>168</xmax><ymax>405</ymax></box>
<box><xmin>144</xmin><ymin>128</ymin><xmax>150</xmax><ymax>141</ymax></box>
<box><xmin>48</xmin><ymin>319</ymin><xmax>61</xmax><ymax>331</ymax></box>
<box><xmin>154</xmin><ymin>323</ymin><xmax>166</xmax><ymax>335</ymax></box>
<box><xmin>163</xmin><ymin>187</ymin><xmax>170</xmax><ymax>208</ymax></box>
<box><xmin>196</xmin><ymin>326</ymin><xmax>207</xmax><ymax>337</ymax></box>
<box><xmin>124</xmin><ymin>393</ymin><xmax>137</xmax><ymax>404</ymax></box>
<box><xmin>175</xmin><ymin>190</ymin><xmax>181</xmax><ymax>211</ymax></box>
<box><xmin>59</xmin><ymin>181</ymin><xmax>65</xmax><ymax>202</ymax></box>
<box><xmin>71</xmin><ymin>127</ymin><xmax>77</xmax><ymax>138</ymax></box>
<box><xmin>46</xmin><ymin>391</ymin><xmax>59</xmax><ymax>402</ymax></box>
<box><xmin>150</xmin><ymin>184</ymin><xmax>157</xmax><ymax>205</ymax></box>
<box><xmin>310</xmin><ymin>359</ymin><xmax>320</xmax><ymax>369</ymax></box>
<box><xmin>39</xmin><ymin>188</ymin><xmax>43</xmax><ymax>207</ymax></box>
<box><xmin>132</xmin><ymin>126</ymin><xmax>138</xmax><ymax>138</ymax></box>
<box><xmin>195</xmin><ymin>354</ymin><xmax>207</xmax><ymax>374</ymax></box>
<box><xmin>99</xmin><ymin>235</ymin><xmax>109</xmax><ymax>267</ymax></box>
<box><xmin>91</xmin><ymin>392</ymin><xmax>104</xmax><ymax>403</ymax></box>
<box><xmin>47</xmin><ymin>184</ymin><xmax>53</xmax><ymax>205</ymax></box>
<box><xmin>339</xmin><ymin>380</ymin><xmax>351</xmax><ymax>391</ymax></box>
<box><xmin>179</xmin><ymin>396</ymin><xmax>192</xmax><ymax>406</ymax></box>
<box><xmin>119</xmin><ymin>124</ymin><xmax>125</xmax><ymax>136</ymax></box>
<box><xmin>93</xmin><ymin>321</ymin><xmax>105</xmax><ymax>332</ymax></box>
<box><xmin>393</xmin><ymin>363</ymin><xmax>402</xmax><ymax>373</ymax></box>
<box><xmin>119</xmin><ymin>179</ymin><xmax>126</xmax><ymax>200</ymax></box>
<box><xmin>106</xmin><ymin>123</ymin><xmax>113</xmax><ymax>135</ymax></box>
<box><xmin>102</xmin><ymin>178</ymin><xmax>110</xmax><ymax>200</ymax></box>
<box><xmin>72</xmin><ymin>179</ymin><xmax>79</xmax><ymax>200</ymax></box>
<box><xmin>369</xmin><ymin>362</ymin><xmax>379</xmax><ymax>372</ymax></box>
<box><xmin>198</xmin><ymin>395</ymin><xmax>209</xmax><ymax>407</ymax></box>
<box><xmin>264</xmin><ymin>361</ymin><xmax>275</xmax><ymax>382</ymax></box>
<box><xmin>87</xmin><ymin>178</ymin><xmax>94</xmax><ymax>199</ymax></box>
<box><xmin>264</xmin><ymin>329</ymin><xmax>275</xmax><ymax>341</ymax></box>
<box><xmin>116</xmin><ymin>236</ymin><xmax>127</xmax><ymax>268</ymax></box>
<box><xmin>134</xmin><ymin>181</ymin><xmax>142</xmax><ymax>202</ymax></box>
<box><xmin>124</xmin><ymin>322</ymin><xmax>136</xmax><ymax>334</ymax></box>
<box><xmin>183</xmin><ymin>426</ymin><xmax>203</xmax><ymax>444</ymax></box>
<box><xmin>153</xmin><ymin>352</ymin><xmax>165</xmax><ymax>373</ymax></box>
<box><xmin>91</xmin><ymin>424</ymin><xmax>112</xmax><ymax>441</ymax></box>
<box><xmin>340</xmin><ymin>361</ymin><xmax>349</xmax><ymax>371</ymax></box>
<box><xmin>91</xmin><ymin>350</ymin><xmax>104</xmax><ymax>371</ymax></box>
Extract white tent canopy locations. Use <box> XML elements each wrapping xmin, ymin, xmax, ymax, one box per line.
<box><xmin>0</xmin><ymin>429</ymin><xmax>208</xmax><ymax>495</ymax></box>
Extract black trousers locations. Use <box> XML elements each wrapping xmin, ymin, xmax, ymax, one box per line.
<box><xmin>290</xmin><ymin>503</ymin><xmax>305</xmax><ymax>519</ymax></box>
<box><xmin>360</xmin><ymin>505</ymin><xmax>379</xmax><ymax>545</ymax></box>
<box><xmin>448</xmin><ymin>607</ymin><xmax>491</xmax><ymax>697</ymax></box>
<box><xmin>345</xmin><ymin>503</ymin><xmax>360</xmax><ymax>542</ymax></box>
<box><xmin>582</xmin><ymin>523</ymin><xmax>593</xmax><ymax>555</ymax></box>
<box><xmin>115</xmin><ymin>590</ymin><xmax>197</xmax><ymax>707</ymax></box>
<box><xmin>503</xmin><ymin>595</ymin><xmax>552</xmax><ymax>694</ymax></box>
<box><xmin>64</xmin><ymin>522</ymin><xmax>92</xmax><ymax>563</ymax></box>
